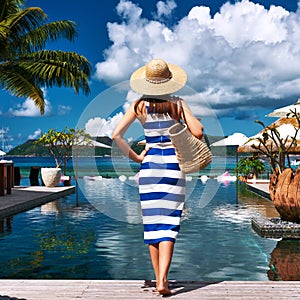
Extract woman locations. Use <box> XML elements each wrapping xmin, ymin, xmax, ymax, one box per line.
<box><xmin>112</xmin><ymin>58</ymin><xmax>203</xmax><ymax>295</ymax></box>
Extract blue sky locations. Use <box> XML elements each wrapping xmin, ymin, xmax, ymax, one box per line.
<box><xmin>1</xmin><ymin>0</ymin><xmax>300</xmax><ymax>150</ymax></box>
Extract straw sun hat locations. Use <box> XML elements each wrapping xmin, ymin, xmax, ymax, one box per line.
<box><xmin>130</xmin><ymin>58</ymin><xmax>187</xmax><ymax>96</ymax></box>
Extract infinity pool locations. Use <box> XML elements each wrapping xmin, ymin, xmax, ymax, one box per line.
<box><xmin>0</xmin><ymin>178</ymin><xmax>297</xmax><ymax>281</ymax></box>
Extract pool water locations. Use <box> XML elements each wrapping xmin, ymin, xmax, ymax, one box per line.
<box><xmin>0</xmin><ymin>178</ymin><xmax>298</xmax><ymax>281</ymax></box>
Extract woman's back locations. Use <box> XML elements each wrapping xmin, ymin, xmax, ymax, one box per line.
<box><xmin>139</xmin><ymin>99</ymin><xmax>186</xmax><ymax>244</ymax></box>
<box><xmin>142</xmin><ymin>100</ymin><xmax>177</xmax><ymax>149</ymax></box>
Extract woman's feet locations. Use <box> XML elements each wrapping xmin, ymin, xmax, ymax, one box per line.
<box><xmin>157</xmin><ymin>282</ymin><xmax>171</xmax><ymax>295</ymax></box>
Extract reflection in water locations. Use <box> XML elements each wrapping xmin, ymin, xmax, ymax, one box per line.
<box><xmin>41</xmin><ymin>200</ymin><xmax>62</xmax><ymax>216</ymax></box>
<box><xmin>0</xmin><ymin>179</ymin><xmax>299</xmax><ymax>281</ymax></box>
<box><xmin>268</xmin><ymin>239</ymin><xmax>300</xmax><ymax>281</ymax></box>
<box><xmin>0</xmin><ymin>217</ymin><xmax>13</xmax><ymax>235</ymax></box>
<box><xmin>82</xmin><ymin>177</ymin><xmax>142</xmax><ymax>224</ymax></box>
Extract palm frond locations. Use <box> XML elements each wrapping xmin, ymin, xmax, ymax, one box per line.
<box><xmin>15</xmin><ymin>20</ymin><xmax>78</xmax><ymax>53</ymax></box>
<box><xmin>2</xmin><ymin>7</ymin><xmax>46</xmax><ymax>34</ymax></box>
<box><xmin>0</xmin><ymin>7</ymin><xmax>46</xmax><ymax>58</ymax></box>
<box><xmin>0</xmin><ymin>0</ymin><xmax>91</xmax><ymax>115</ymax></box>
<box><xmin>28</xmin><ymin>58</ymin><xmax>91</xmax><ymax>95</ymax></box>
<box><xmin>0</xmin><ymin>49</ymin><xmax>91</xmax><ymax>111</ymax></box>
<box><xmin>39</xmin><ymin>20</ymin><xmax>78</xmax><ymax>42</ymax></box>
<box><xmin>0</xmin><ymin>65</ymin><xmax>45</xmax><ymax>114</ymax></box>
<box><xmin>30</xmin><ymin>50</ymin><xmax>91</xmax><ymax>76</ymax></box>
<box><xmin>0</xmin><ymin>0</ymin><xmax>24</xmax><ymax>21</ymax></box>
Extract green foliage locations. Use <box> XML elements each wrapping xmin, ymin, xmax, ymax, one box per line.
<box><xmin>236</xmin><ymin>156</ymin><xmax>266</xmax><ymax>179</ymax></box>
<box><xmin>0</xmin><ymin>0</ymin><xmax>91</xmax><ymax>114</ymax></box>
<box><xmin>35</xmin><ymin>127</ymin><xmax>91</xmax><ymax>174</ymax></box>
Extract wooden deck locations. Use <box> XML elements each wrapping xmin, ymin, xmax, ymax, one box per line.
<box><xmin>246</xmin><ymin>181</ymin><xmax>270</xmax><ymax>200</ymax></box>
<box><xmin>0</xmin><ymin>185</ymin><xmax>75</xmax><ymax>219</ymax></box>
<box><xmin>0</xmin><ymin>280</ymin><xmax>300</xmax><ymax>299</ymax></box>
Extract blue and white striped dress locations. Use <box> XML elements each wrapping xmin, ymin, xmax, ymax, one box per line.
<box><xmin>139</xmin><ymin>102</ymin><xmax>186</xmax><ymax>244</ymax></box>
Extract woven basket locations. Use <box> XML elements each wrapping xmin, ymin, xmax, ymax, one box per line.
<box><xmin>168</xmin><ymin>123</ymin><xmax>212</xmax><ymax>173</ymax></box>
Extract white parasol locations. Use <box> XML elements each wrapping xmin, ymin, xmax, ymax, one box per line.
<box><xmin>80</xmin><ymin>139</ymin><xmax>112</xmax><ymax>149</ymax></box>
<box><xmin>211</xmin><ymin>132</ymin><xmax>249</xmax><ymax>167</ymax></box>
<box><xmin>267</xmin><ymin>99</ymin><xmax>300</xmax><ymax>118</ymax></box>
<box><xmin>211</xmin><ymin>132</ymin><xmax>249</xmax><ymax>147</ymax></box>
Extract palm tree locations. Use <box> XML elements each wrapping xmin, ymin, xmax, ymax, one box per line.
<box><xmin>0</xmin><ymin>0</ymin><xmax>91</xmax><ymax>114</ymax></box>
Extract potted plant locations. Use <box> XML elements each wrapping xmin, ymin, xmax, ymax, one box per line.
<box><xmin>35</xmin><ymin>127</ymin><xmax>90</xmax><ymax>187</ymax></box>
<box><xmin>246</xmin><ymin>112</ymin><xmax>300</xmax><ymax>223</ymax></box>
<box><xmin>236</xmin><ymin>156</ymin><xmax>266</xmax><ymax>180</ymax></box>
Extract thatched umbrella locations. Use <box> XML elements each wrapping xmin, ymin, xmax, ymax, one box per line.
<box><xmin>238</xmin><ymin>117</ymin><xmax>300</xmax><ymax>154</ymax></box>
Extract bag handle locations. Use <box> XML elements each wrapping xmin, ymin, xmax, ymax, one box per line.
<box><xmin>179</xmin><ymin>99</ymin><xmax>205</xmax><ymax>142</ymax></box>
<box><xmin>178</xmin><ymin>98</ymin><xmax>187</xmax><ymax>125</ymax></box>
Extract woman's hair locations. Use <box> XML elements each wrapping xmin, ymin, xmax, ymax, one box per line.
<box><xmin>134</xmin><ymin>97</ymin><xmax>181</xmax><ymax>120</ymax></box>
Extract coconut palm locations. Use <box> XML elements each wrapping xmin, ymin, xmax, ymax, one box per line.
<box><xmin>0</xmin><ymin>0</ymin><xmax>91</xmax><ymax>114</ymax></box>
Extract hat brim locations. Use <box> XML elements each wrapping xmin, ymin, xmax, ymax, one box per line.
<box><xmin>130</xmin><ymin>63</ymin><xmax>187</xmax><ymax>95</ymax></box>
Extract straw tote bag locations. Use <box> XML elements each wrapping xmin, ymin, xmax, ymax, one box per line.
<box><xmin>168</xmin><ymin>102</ymin><xmax>212</xmax><ymax>173</ymax></box>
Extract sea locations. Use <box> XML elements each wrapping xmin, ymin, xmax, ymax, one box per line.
<box><xmin>5</xmin><ymin>155</ymin><xmax>270</xmax><ymax>179</ymax></box>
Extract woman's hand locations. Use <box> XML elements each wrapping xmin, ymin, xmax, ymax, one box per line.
<box><xmin>136</xmin><ymin>147</ymin><xmax>150</xmax><ymax>163</ymax></box>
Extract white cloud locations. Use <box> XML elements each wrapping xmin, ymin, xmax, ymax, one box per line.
<box><xmin>28</xmin><ymin>128</ymin><xmax>42</xmax><ymax>140</ymax></box>
<box><xmin>0</xmin><ymin>127</ymin><xmax>13</xmax><ymax>151</ymax></box>
<box><xmin>84</xmin><ymin>112</ymin><xmax>124</xmax><ymax>137</ymax></box>
<box><xmin>116</xmin><ymin>0</ymin><xmax>142</xmax><ymax>23</ymax></box>
<box><xmin>9</xmin><ymin>98</ymin><xmax>52</xmax><ymax>117</ymax></box>
<box><xmin>212</xmin><ymin>1</ymin><xmax>289</xmax><ymax>47</ymax></box>
<box><xmin>95</xmin><ymin>0</ymin><xmax>300</xmax><ymax>119</ymax></box>
<box><xmin>8</xmin><ymin>88</ymin><xmax>71</xmax><ymax>117</ymax></box>
<box><xmin>58</xmin><ymin>105</ymin><xmax>72</xmax><ymax>115</ymax></box>
<box><xmin>156</xmin><ymin>0</ymin><xmax>177</xmax><ymax>19</ymax></box>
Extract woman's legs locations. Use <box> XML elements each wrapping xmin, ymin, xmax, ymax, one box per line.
<box><xmin>157</xmin><ymin>241</ymin><xmax>174</xmax><ymax>294</ymax></box>
<box><xmin>148</xmin><ymin>243</ymin><xmax>159</xmax><ymax>282</ymax></box>
<box><xmin>148</xmin><ymin>241</ymin><xmax>174</xmax><ymax>294</ymax></box>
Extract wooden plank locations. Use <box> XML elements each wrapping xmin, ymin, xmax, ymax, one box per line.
<box><xmin>0</xmin><ymin>280</ymin><xmax>300</xmax><ymax>300</ymax></box>
<box><xmin>0</xmin><ymin>186</ymin><xmax>75</xmax><ymax>219</ymax></box>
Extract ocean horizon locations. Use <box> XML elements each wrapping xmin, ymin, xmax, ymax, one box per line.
<box><xmin>6</xmin><ymin>155</ymin><xmax>250</xmax><ymax>179</ymax></box>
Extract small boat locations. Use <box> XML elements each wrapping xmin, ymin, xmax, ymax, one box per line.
<box><xmin>217</xmin><ymin>171</ymin><xmax>237</xmax><ymax>183</ymax></box>
<box><xmin>83</xmin><ymin>175</ymin><xmax>103</xmax><ymax>181</ymax></box>
<box><xmin>60</xmin><ymin>175</ymin><xmax>70</xmax><ymax>181</ymax></box>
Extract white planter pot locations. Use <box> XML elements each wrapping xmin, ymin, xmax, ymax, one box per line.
<box><xmin>41</xmin><ymin>168</ymin><xmax>62</xmax><ymax>187</ymax></box>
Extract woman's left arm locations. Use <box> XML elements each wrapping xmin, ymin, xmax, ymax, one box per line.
<box><xmin>112</xmin><ymin>102</ymin><xmax>148</xmax><ymax>163</ymax></box>
<box><xmin>181</xmin><ymin>99</ymin><xmax>204</xmax><ymax>139</ymax></box>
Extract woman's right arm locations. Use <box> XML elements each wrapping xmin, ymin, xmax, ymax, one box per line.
<box><xmin>112</xmin><ymin>102</ymin><xmax>148</xmax><ymax>163</ymax></box>
<box><xmin>181</xmin><ymin>99</ymin><xmax>204</xmax><ymax>139</ymax></box>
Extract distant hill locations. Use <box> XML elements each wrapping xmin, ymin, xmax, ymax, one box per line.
<box><xmin>7</xmin><ymin>135</ymin><xmax>238</xmax><ymax>157</ymax></box>
<box><xmin>7</xmin><ymin>139</ymin><xmax>48</xmax><ymax>156</ymax></box>
<box><xmin>7</xmin><ymin>136</ymin><xmax>141</xmax><ymax>157</ymax></box>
